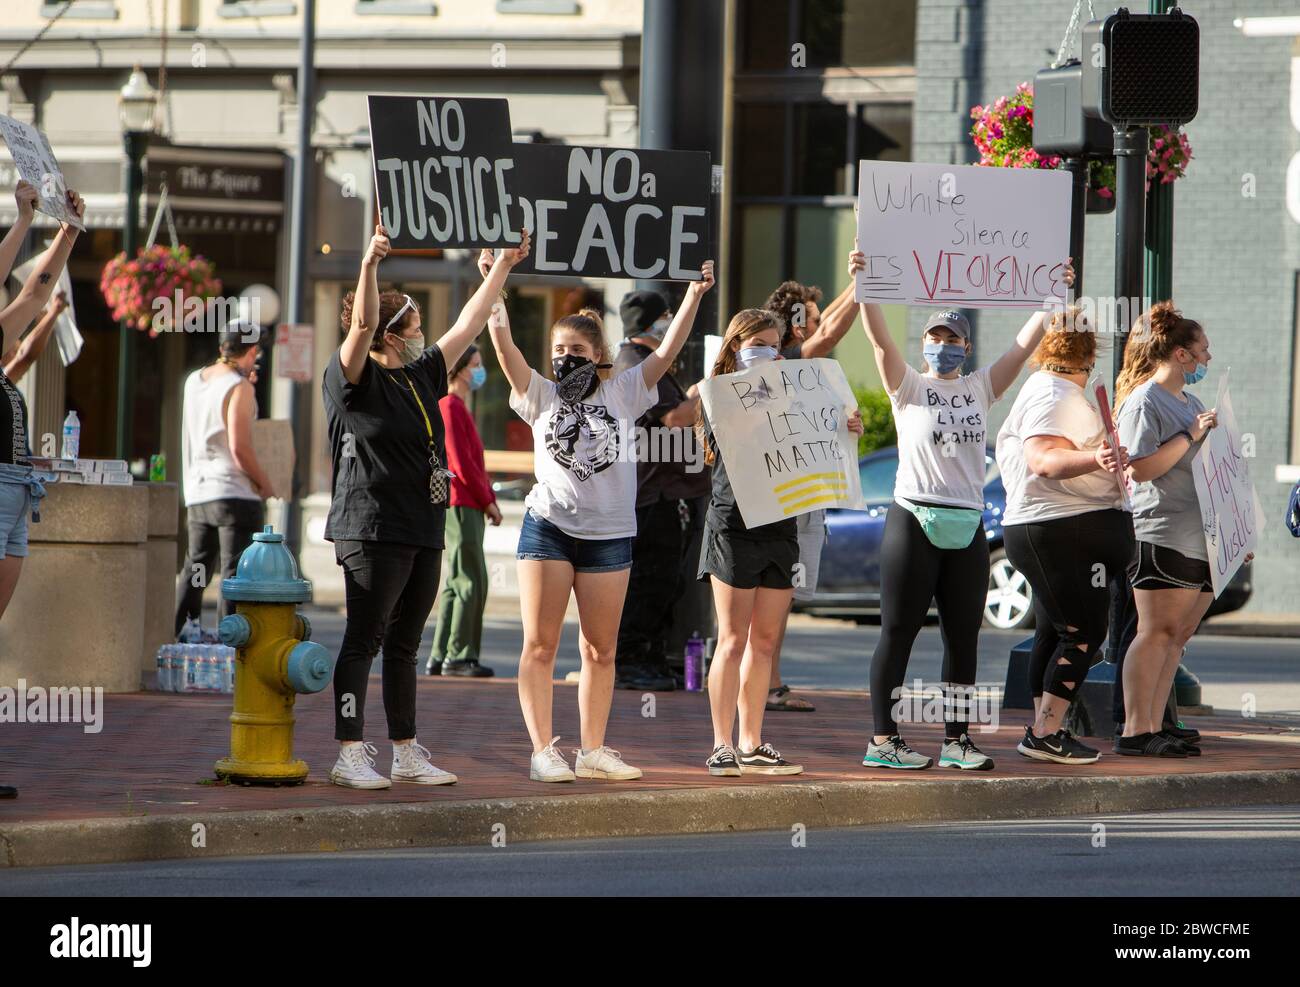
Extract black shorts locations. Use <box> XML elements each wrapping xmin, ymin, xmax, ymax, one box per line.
<box><xmin>1128</xmin><ymin>540</ymin><xmax>1213</xmax><ymax>593</ymax></box>
<box><xmin>697</xmin><ymin>525</ymin><xmax>799</xmax><ymax>590</ymax></box>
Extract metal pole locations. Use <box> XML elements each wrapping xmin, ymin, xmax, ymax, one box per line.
<box><xmin>1111</xmin><ymin>126</ymin><xmax>1147</xmax><ymax>385</ymax></box>
<box><xmin>1064</xmin><ymin>156</ymin><xmax>1088</xmax><ymax>298</ymax></box>
<box><xmin>283</xmin><ymin>0</ymin><xmax>315</xmax><ymax>556</ymax></box>
<box><xmin>1144</xmin><ymin>0</ymin><xmax>1175</xmax><ymax>305</ymax></box>
<box><xmin>115</xmin><ymin>130</ymin><xmax>146</xmax><ymax>461</ymax></box>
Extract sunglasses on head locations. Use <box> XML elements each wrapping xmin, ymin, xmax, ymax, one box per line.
<box><xmin>386</xmin><ymin>294</ymin><xmax>415</xmax><ymax>331</ymax></box>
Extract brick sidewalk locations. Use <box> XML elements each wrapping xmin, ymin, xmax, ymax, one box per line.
<box><xmin>2</xmin><ymin>678</ymin><xmax>1297</xmax><ymax>826</ymax></box>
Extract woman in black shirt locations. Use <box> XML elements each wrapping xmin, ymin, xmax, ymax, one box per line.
<box><xmin>322</xmin><ymin>224</ymin><xmax>530</xmax><ymax>790</ymax></box>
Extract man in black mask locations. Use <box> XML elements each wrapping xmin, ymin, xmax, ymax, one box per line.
<box><xmin>610</xmin><ymin>290</ymin><xmax>710</xmax><ymax>691</ymax></box>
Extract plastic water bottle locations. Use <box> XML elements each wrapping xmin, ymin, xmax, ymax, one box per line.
<box><xmin>179</xmin><ymin>618</ymin><xmax>202</xmax><ymax>644</ymax></box>
<box><xmin>180</xmin><ymin>645</ymin><xmax>196</xmax><ymax>693</ymax></box>
<box><xmin>685</xmin><ymin>632</ymin><xmax>704</xmax><ymax>692</ymax></box>
<box><xmin>221</xmin><ymin>647</ymin><xmax>235</xmax><ymax>693</ymax></box>
<box><xmin>156</xmin><ymin>645</ymin><xmax>170</xmax><ymax>692</ymax></box>
<box><xmin>61</xmin><ymin>411</ymin><xmax>80</xmax><ymax>460</ymax></box>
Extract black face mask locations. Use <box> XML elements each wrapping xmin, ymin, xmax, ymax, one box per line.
<box><xmin>552</xmin><ymin>354</ymin><xmax>610</xmax><ymax>403</ymax></box>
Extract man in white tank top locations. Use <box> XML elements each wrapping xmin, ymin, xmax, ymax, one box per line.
<box><xmin>173</xmin><ymin>322</ymin><xmax>272</xmax><ymax>635</ymax></box>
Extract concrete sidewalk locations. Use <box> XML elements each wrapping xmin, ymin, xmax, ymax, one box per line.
<box><xmin>2</xmin><ymin>679</ymin><xmax>1298</xmax><ymax>868</ymax></box>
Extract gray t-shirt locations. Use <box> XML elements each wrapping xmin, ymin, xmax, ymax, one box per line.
<box><xmin>1117</xmin><ymin>379</ymin><xmax>1208</xmax><ymax>561</ymax></box>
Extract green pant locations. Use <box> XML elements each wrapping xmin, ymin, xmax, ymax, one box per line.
<box><xmin>432</xmin><ymin>506</ymin><xmax>489</xmax><ymax>663</ymax></box>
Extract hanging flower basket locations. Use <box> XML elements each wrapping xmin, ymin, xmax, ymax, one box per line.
<box><xmin>969</xmin><ymin>84</ymin><xmax>1192</xmax><ymax>203</ymax></box>
<box><xmin>99</xmin><ymin>244</ymin><xmax>222</xmax><ymax>337</ymax></box>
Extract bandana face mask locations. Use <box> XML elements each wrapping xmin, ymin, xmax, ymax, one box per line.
<box><xmin>552</xmin><ymin>354</ymin><xmax>610</xmax><ymax>403</ymax></box>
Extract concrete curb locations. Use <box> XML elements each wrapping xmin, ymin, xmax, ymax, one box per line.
<box><xmin>3</xmin><ymin>769</ymin><xmax>1299</xmax><ymax>869</ymax></box>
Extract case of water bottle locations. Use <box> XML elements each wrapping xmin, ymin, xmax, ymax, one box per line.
<box><xmin>155</xmin><ymin>619</ymin><xmax>236</xmax><ymax>694</ymax></box>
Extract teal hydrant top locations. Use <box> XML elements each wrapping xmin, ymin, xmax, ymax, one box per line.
<box><xmin>221</xmin><ymin>524</ymin><xmax>313</xmax><ymax>603</ymax></box>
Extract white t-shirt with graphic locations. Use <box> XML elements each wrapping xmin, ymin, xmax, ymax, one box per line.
<box><xmin>889</xmin><ymin>364</ymin><xmax>995</xmax><ymax>511</ymax></box>
<box><xmin>510</xmin><ymin>364</ymin><xmax>657</xmax><ymax>539</ymax></box>
<box><xmin>996</xmin><ymin>371</ymin><xmax>1127</xmax><ymax>525</ymax></box>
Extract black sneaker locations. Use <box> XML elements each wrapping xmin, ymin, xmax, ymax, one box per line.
<box><xmin>737</xmin><ymin>742</ymin><xmax>803</xmax><ymax>776</ymax></box>
<box><xmin>442</xmin><ymin>659</ymin><xmax>494</xmax><ymax>678</ymax></box>
<box><xmin>1114</xmin><ymin>731</ymin><xmax>1188</xmax><ymax>757</ymax></box>
<box><xmin>1165</xmin><ymin>724</ymin><xmax>1201</xmax><ymax>744</ymax></box>
<box><xmin>706</xmin><ymin>744</ymin><xmax>741</xmax><ymax>777</ymax></box>
<box><xmin>424</xmin><ymin>658</ymin><xmax>443</xmax><ymax>676</ymax></box>
<box><xmin>0</xmin><ymin>784</ymin><xmax>15</xmax><ymax>799</ymax></box>
<box><xmin>1017</xmin><ymin>725</ymin><xmax>1102</xmax><ymax>764</ymax></box>
<box><xmin>614</xmin><ymin>663</ymin><xmax>676</xmax><ymax>692</ymax></box>
<box><xmin>1158</xmin><ymin>730</ymin><xmax>1201</xmax><ymax>756</ymax></box>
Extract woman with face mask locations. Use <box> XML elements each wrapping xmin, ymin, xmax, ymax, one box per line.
<box><xmin>427</xmin><ymin>344</ymin><xmax>501</xmax><ymax>678</ymax></box>
<box><xmin>694</xmin><ymin>310</ymin><xmax>865</xmax><ymax>777</ymax></box>
<box><xmin>1114</xmin><ymin>303</ymin><xmax>1236</xmax><ymax>757</ymax></box>
<box><xmin>848</xmin><ymin>245</ymin><xmax>1073</xmax><ymax>771</ymax></box>
<box><xmin>484</xmin><ymin>249</ymin><xmax>714</xmax><ymax>782</ymax></box>
<box><xmin>322</xmin><ymin>224</ymin><xmax>529</xmax><ymax>790</ymax></box>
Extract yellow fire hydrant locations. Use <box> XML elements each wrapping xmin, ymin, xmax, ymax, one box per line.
<box><xmin>215</xmin><ymin>525</ymin><xmax>334</xmax><ymax>786</ymax></box>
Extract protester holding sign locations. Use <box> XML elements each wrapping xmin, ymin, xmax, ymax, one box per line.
<box><xmin>848</xmin><ymin>245</ymin><xmax>1071</xmax><ymax>771</ymax></box>
<box><xmin>995</xmin><ymin>308</ymin><xmax>1135</xmax><ymax>765</ymax></box>
<box><xmin>0</xmin><ymin>184</ymin><xmax>84</xmax><ymax>801</ymax></box>
<box><xmin>486</xmin><ymin>251</ymin><xmax>713</xmax><ymax>783</ymax></box>
<box><xmin>695</xmin><ymin>309</ymin><xmax>863</xmax><ymax>778</ymax></box>
<box><xmin>322</xmin><ymin>224</ymin><xmax>530</xmax><ymax>790</ymax></box>
<box><xmin>1115</xmin><ymin>304</ymin><xmax>1233</xmax><ymax>757</ymax></box>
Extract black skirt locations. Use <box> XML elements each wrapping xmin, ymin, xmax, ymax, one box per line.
<box><xmin>697</xmin><ymin>523</ymin><xmax>799</xmax><ymax>590</ymax></box>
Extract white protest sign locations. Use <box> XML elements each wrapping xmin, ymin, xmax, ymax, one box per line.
<box><xmin>0</xmin><ymin>115</ymin><xmax>84</xmax><ymax>230</ymax></box>
<box><xmin>1191</xmin><ymin>372</ymin><xmax>1265</xmax><ymax>597</ymax></box>
<box><xmin>251</xmin><ymin>419</ymin><xmax>295</xmax><ymax>501</ymax></box>
<box><xmin>855</xmin><ymin>160</ymin><xmax>1070</xmax><ymax>309</ymax></box>
<box><xmin>698</xmin><ymin>358</ymin><xmax>864</xmax><ymax>527</ymax></box>
<box><xmin>12</xmin><ymin>255</ymin><xmax>81</xmax><ymax>365</ymax></box>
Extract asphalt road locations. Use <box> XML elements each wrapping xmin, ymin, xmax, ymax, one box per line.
<box><xmin>4</xmin><ymin>806</ymin><xmax>1296</xmax><ymax>896</ymax></box>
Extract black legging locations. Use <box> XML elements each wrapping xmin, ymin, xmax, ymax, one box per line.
<box><xmin>333</xmin><ymin>539</ymin><xmax>442</xmax><ymax>742</ymax></box>
<box><xmin>1004</xmin><ymin>509</ymin><xmax>1134</xmax><ymax>705</ymax></box>
<box><xmin>871</xmin><ymin>502</ymin><xmax>989</xmax><ymax>738</ymax></box>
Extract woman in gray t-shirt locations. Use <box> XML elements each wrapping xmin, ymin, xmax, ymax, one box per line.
<box><xmin>1114</xmin><ymin>303</ymin><xmax>1248</xmax><ymax>757</ymax></box>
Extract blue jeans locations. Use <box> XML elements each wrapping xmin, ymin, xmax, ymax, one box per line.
<box><xmin>517</xmin><ymin>508</ymin><xmax>633</xmax><ymax>573</ymax></box>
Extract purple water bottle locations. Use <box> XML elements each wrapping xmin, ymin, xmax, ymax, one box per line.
<box><xmin>685</xmin><ymin>632</ymin><xmax>704</xmax><ymax>692</ymax></box>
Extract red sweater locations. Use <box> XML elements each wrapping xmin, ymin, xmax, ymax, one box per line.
<box><xmin>439</xmin><ymin>393</ymin><xmax>495</xmax><ymax>510</ymax></box>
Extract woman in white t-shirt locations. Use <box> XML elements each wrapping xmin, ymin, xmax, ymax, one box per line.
<box><xmin>486</xmin><ymin>254</ymin><xmax>715</xmax><ymax>783</ymax></box>
<box><xmin>847</xmin><ymin>246</ymin><xmax>1073</xmax><ymax>772</ymax></box>
<box><xmin>995</xmin><ymin>308</ymin><xmax>1135</xmax><ymax>765</ymax></box>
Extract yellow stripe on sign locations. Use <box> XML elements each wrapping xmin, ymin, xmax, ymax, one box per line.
<box><xmin>776</xmin><ymin>483</ymin><xmax>847</xmax><ymax>505</ymax></box>
<box><xmin>772</xmin><ymin>472</ymin><xmax>844</xmax><ymax>494</ymax></box>
<box><xmin>783</xmin><ymin>493</ymin><xmax>847</xmax><ymax>514</ymax></box>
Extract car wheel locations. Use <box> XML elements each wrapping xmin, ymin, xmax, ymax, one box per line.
<box><xmin>985</xmin><ymin>548</ymin><xmax>1035</xmax><ymax>630</ymax></box>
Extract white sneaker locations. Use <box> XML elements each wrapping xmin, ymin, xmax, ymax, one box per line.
<box><xmin>574</xmin><ymin>745</ymin><xmax>643</xmax><ymax>781</ymax></box>
<box><xmin>391</xmin><ymin>740</ymin><xmax>458</xmax><ymax>786</ymax></box>
<box><xmin>329</xmin><ymin>742</ymin><xmax>392</xmax><ymax>790</ymax></box>
<box><xmin>529</xmin><ymin>736</ymin><xmax>576</xmax><ymax>783</ymax></box>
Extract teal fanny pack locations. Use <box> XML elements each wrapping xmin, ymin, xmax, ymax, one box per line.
<box><xmin>896</xmin><ymin>496</ymin><xmax>982</xmax><ymax>550</ymax></box>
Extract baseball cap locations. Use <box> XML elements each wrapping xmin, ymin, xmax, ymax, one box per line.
<box><xmin>218</xmin><ymin>318</ymin><xmax>264</xmax><ymax>354</ymax></box>
<box><xmin>922</xmin><ymin>310</ymin><xmax>971</xmax><ymax>340</ymax></box>
<box><xmin>619</xmin><ymin>290</ymin><xmax>670</xmax><ymax>338</ymax></box>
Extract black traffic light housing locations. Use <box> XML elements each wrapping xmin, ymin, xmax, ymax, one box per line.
<box><xmin>1081</xmin><ymin>7</ymin><xmax>1200</xmax><ymax>128</ymax></box>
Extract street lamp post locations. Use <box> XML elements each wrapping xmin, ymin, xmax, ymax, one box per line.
<box><xmin>115</xmin><ymin>66</ymin><xmax>158</xmax><ymax>463</ymax></box>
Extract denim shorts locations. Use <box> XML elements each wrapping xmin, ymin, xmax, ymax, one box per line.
<box><xmin>517</xmin><ymin>508</ymin><xmax>633</xmax><ymax>573</ymax></box>
<box><xmin>0</xmin><ymin>482</ymin><xmax>30</xmax><ymax>559</ymax></box>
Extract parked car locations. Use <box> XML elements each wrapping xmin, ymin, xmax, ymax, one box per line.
<box><xmin>794</xmin><ymin>446</ymin><xmax>1252</xmax><ymax>628</ymax></box>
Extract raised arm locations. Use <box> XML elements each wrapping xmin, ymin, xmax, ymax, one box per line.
<box><xmin>848</xmin><ymin>246</ymin><xmax>907</xmax><ymax>393</ymax></box>
<box><xmin>987</xmin><ymin>258</ymin><xmax>1075</xmax><ymax>399</ymax></box>
<box><xmin>438</xmin><ymin>229</ymin><xmax>531</xmax><ymax>370</ymax></box>
<box><xmin>0</xmin><ymin>182</ymin><xmax>37</xmax><ymax>291</ymax></box>
<box><xmin>0</xmin><ymin>189</ymin><xmax>83</xmax><ymax>356</ymax></box>
<box><xmin>799</xmin><ymin>281</ymin><xmax>857</xmax><ymax>359</ymax></box>
<box><xmin>2</xmin><ymin>293</ymin><xmax>63</xmax><ymax>383</ymax></box>
<box><xmin>485</xmin><ymin>296</ymin><xmax>531</xmax><ymax>399</ymax></box>
<box><xmin>640</xmin><ymin>261</ymin><xmax>715</xmax><ymax>389</ymax></box>
<box><xmin>338</xmin><ymin>225</ymin><xmax>390</xmax><ymax>385</ymax></box>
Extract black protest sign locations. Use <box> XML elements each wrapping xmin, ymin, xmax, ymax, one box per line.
<box><xmin>511</xmin><ymin>143</ymin><xmax>711</xmax><ymax>281</ymax></box>
<box><xmin>366</xmin><ymin>95</ymin><xmax>522</xmax><ymax>250</ymax></box>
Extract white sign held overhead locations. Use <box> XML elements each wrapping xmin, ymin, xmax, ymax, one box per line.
<box><xmin>1191</xmin><ymin>372</ymin><xmax>1265</xmax><ymax>598</ymax></box>
<box><xmin>0</xmin><ymin>115</ymin><xmax>84</xmax><ymax>230</ymax></box>
<box><xmin>855</xmin><ymin>160</ymin><xmax>1071</xmax><ymax>309</ymax></box>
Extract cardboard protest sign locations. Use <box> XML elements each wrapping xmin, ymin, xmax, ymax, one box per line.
<box><xmin>0</xmin><ymin>115</ymin><xmax>84</xmax><ymax>230</ymax></box>
<box><xmin>251</xmin><ymin>419</ymin><xmax>295</xmax><ymax>501</ymax></box>
<box><xmin>855</xmin><ymin>160</ymin><xmax>1070</xmax><ymax>309</ymax></box>
<box><xmin>1094</xmin><ymin>383</ymin><xmax>1132</xmax><ymax>511</ymax></box>
<box><xmin>366</xmin><ymin>95</ymin><xmax>521</xmax><ymax>250</ymax></box>
<box><xmin>698</xmin><ymin>358</ymin><xmax>865</xmax><ymax>527</ymax></box>
<box><xmin>11</xmin><ymin>256</ymin><xmax>81</xmax><ymax>365</ymax></box>
<box><xmin>510</xmin><ymin>143</ymin><xmax>711</xmax><ymax>281</ymax></box>
<box><xmin>1192</xmin><ymin>372</ymin><xmax>1265</xmax><ymax>597</ymax></box>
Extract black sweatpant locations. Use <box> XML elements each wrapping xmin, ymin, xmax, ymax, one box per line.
<box><xmin>616</xmin><ymin>497</ymin><xmax>689</xmax><ymax>667</ymax></box>
<box><xmin>1004</xmin><ymin>509</ymin><xmax>1134</xmax><ymax>704</ymax></box>
<box><xmin>870</xmin><ymin>502</ymin><xmax>989</xmax><ymax>738</ymax></box>
<box><xmin>174</xmin><ymin>498</ymin><xmax>265</xmax><ymax>636</ymax></box>
<box><xmin>333</xmin><ymin>539</ymin><xmax>442</xmax><ymax>742</ymax></box>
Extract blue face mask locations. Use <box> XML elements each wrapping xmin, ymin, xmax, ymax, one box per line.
<box><xmin>1183</xmin><ymin>361</ymin><xmax>1208</xmax><ymax>386</ymax></box>
<box><xmin>923</xmin><ymin>341</ymin><xmax>967</xmax><ymax>374</ymax></box>
<box><xmin>736</xmin><ymin>345</ymin><xmax>778</xmax><ymax>369</ymax></box>
<box><xmin>469</xmin><ymin>365</ymin><xmax>487</xmax><ymax>390</ymax></box>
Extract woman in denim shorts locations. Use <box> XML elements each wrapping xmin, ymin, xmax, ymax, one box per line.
<box><xmin>483</xmin><ymin>249</ymin><xmax>714</xmax><ymax>783</ymax></box>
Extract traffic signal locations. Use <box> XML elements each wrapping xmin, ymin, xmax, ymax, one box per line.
<box><xmin>1081</xmin><ymin>7</ymin><xmax>1200</xmax><ymax>129</ymax></box>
